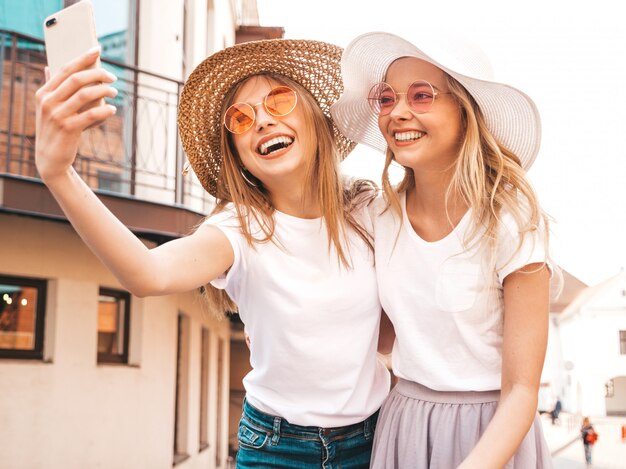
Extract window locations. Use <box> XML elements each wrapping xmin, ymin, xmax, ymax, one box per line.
<box><xmin>216</xmin><ymin>337</ymin><xmax>225</xmax><ymax>467</ymax></box>
<box><xmin>174</xmin><ymin>313</ymin><xmax>190</xmax><ymax>465</ymax></box>
<box><xmin>199</xmin><ymin>327</ymin><xmax>210</xmax><ymax>450</ymax></box>
<box><xmin>97</xmin><ymin>170</ymin><xmax>123</xmax><ymax>193</ymax></box>
<box><xmin>0</xmin><ymin>275</ymin><xmax>47</xmax><ymax>359</ymax></box>
<box><xmin>92</xmin><ymin>0</ymin><xmax>137</xmax><ymax>65</ymax></box>
<box><xmin>97</xmin><ymin>288</ymin><xmax>130</xmax><ymax>364</ymax></box>
<box><xmin>620</xmin><ymin>330</ymin><xmax>626</xmax><ymax>355</ymax></box>
<box><xmin>0</xmin><ymin>1</ymin><xmax>62</xmax><ymax>40</ymax></box>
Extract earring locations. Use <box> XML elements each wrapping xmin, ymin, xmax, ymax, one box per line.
<box><xmin>240</xmin><ymin>169</ymin><xmax>258</xmax><ymax>187</ymax></box>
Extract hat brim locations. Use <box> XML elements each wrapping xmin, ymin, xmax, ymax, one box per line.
<box><xmin>330</xmin><ymin>32</ymin><xmax>541</xmax><ymax>170</ymax></box>
<box><xmin>178</xmin><ymin>39</ymin><xmax>356</xmax><ymax>197</ymax></box>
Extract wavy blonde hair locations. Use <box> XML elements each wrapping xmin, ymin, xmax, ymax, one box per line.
<box><xmin>203</xmin><ymin>73</ymin><xmax>376</xmax><ymax>316</ymax></box>
<box><xmin>381</xmin><ymin>73</ymin><xmax>552</xmax><ymax>277</ymax></box>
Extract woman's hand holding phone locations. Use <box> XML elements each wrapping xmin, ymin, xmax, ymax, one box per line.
<box><xmin>35</xmin><ymin>47</ymin><xmax>118</xmax><ymax>185</ymax></box>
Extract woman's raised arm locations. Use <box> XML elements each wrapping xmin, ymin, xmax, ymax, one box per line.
<box><xmin>35</xmin><ymin>48</ymin><xmax>233</xmax><ymax>297</ymax></box>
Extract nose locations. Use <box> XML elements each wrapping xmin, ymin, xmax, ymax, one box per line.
<box><xmin>253</xmin><ymin>103</ymin><xmax>278</xmax><ymax>131</ymax></box>
<box><xmin>388</xmin><ymin>93</ymin><xmax>412</xmax><ymax>120</ymax></box>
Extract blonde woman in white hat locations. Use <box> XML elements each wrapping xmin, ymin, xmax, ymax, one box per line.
<box><xmin>332</xmin><ymin>32</ymin><xmax>559</xmax><ymax>468</ymax></box>
<box><xmin>35</xmin><ymin>40</ymin><xmax>390</xmax><ymax>467</ymax></box>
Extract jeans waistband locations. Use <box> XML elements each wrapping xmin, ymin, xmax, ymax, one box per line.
<box><xmin>242</xmin><ymin>398</ymin><xmax>378</xmax><ymax>440</ymax></box>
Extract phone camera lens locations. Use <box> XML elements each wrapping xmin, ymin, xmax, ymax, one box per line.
<box><xmin>45</xmin><ymin>18</ymin><xmax>57</xmax><ymax>27</ymax></box>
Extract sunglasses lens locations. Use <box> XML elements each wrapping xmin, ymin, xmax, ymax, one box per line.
<box><xmin>224</xmin><ymin>87</ymin><xmax>297</xmax><ymax>134</ymax></box>
<box><xmin>224</xmin><ymin>103</ymin><xmax>255</xmax><ymax>134</ymax></box>
<box><xmin>407</xmin><ymin>81</ymin><xmax>435</xmax><ymax>113</ymax></box>
<box><xmin>368</xmin><ymin>83</ymin><xmax>396</xmax><ymax>115</ymax></box>
<box><xmin>265</xmin><ymin>86</ymin><xmax>297</xmax><ymax>116</ymax></box>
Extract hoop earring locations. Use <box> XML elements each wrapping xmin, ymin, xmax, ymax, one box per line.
<box><xmin>240</xmin><ymin>169</ymin><xmax>258</xmax><ymax>187</ymax></box>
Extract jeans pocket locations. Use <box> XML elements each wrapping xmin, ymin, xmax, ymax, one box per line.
<box><xmin>238</xmin><ymin>421</ymin><xmax>269</xmax><ymax>450</ymax></box>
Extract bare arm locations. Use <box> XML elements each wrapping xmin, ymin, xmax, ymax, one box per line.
<box><xmin>35</xmin><ymin>48</ymin><xmax>233</xmax><ymax>296</ymax></box>
<box><xmin>458</xmin><ymin>263</ymin><xmax>550</xmax><ymax>469</ymax></box>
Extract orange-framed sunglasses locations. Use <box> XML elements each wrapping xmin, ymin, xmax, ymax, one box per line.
<box><xmin>224</xmin><ymin>86</ymin><xmax>298</xmax><ymax>134</ymax></box>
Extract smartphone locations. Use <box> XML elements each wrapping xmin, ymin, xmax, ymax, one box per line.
<box><xmin>43</xmin><ymin>0</ymin><xmax>104</xmax><ymax>109</ymax></box>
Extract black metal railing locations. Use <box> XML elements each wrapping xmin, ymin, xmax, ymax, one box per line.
<box><xmin>0</xmin><ymin>29</ymin><xmax>214</xmax><ymax>213</ymax></box>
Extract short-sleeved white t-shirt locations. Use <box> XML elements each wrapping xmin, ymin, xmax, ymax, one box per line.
<box><xmin>205</xmin><ymin>204</ymin><xmax>390</xmax><ymax>427</ymax></box>
<box><xmin>371</xmin><ymin>193</ymin><xmax>547</xmax><ymax>392</ymax></box>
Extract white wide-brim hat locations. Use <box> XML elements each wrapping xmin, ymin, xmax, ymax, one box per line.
<box><xmin>331</xmin><ymin>32</ymin><xmax>541</xmax><ymax>170</ymax></box>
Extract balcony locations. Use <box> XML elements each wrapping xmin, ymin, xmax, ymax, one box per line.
<box><xmin>0</xmin><ymin>29</ymin><xmax>213</xmax><ymax>240</ymax></box>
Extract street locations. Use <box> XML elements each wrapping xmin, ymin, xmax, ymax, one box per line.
<box><xmin>546</xmin><ymin>416</ymin><xmax>626</xmax><ymax>468</ymax></box>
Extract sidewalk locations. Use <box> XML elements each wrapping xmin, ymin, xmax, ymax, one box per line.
<box><xmin>541</xmin><ymin>411</ymin><xmax>581</xmax><ymax>454</ymax></box>
<box><xmin>543</xmin><ymin>413</ymin><xmax>626</xmax><ymax>468</ymax></box>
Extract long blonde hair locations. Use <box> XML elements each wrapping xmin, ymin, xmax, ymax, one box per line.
<box><xmin>381</xmin><ymin>73</ymin><xmax>550</xmax><ymax>274</ymax></box>
<box><xmin>204</xmin><ymin>73</ymin><xmax>376</xmax><ymax>316</ymax></box>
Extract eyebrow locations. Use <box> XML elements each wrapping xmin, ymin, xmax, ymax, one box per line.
<box><xmin>419</xmin><ymin>81</ymin><xmax>446</xmax><ymax>92</ymax></box>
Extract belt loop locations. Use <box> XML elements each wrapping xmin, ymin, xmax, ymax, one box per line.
<box><xmin>364</xmin><ymin>414</ymin><xmax>372</xmax><ymax>439</ymax></box>
<box><xmin>271</xmin><ymin>416</ymin><xmax>281</xmax><ymax>445</ymax></box>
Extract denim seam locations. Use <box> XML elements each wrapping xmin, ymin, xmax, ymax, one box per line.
<box><xmin>271</xmin><ymin>416</ymin><xmax>281</xmax><ymax>446</ymax></box>
<box><xmin>323</xmin><ymin>428</ymin><xmax>364</xmax><ymax>442</ymax></box>
<box><xmin>237</xmin><ymin>436</ymin><xmax>269</xmax><ymax>451</ymax></box>
<box><xmin>320</xmin><ymin>428</ymin><xmax>330</xmax><ymax>469</ymax></box>
<box><xmin>237</xmin><ymin>424</ymin><xmax>269</xmax><ymax>451</ymax></box>
<box><xmin>241</xmin><ymin>415</ymin><xmax>273</xmax><ymax>435</ymax></box>
<box><xmin>241</xmin><ymin>414</ymin><xmax>322</xmax><ymax>441</ymax></box>
<box><xmin>242</xmin><ymin>407</ymin><xmax>376</xmax><ymax>442</ymax></box>
<box><xmin>275</xmin><ymin>432</ymin><xmax>320</xmax><ymax>441</ymax></box>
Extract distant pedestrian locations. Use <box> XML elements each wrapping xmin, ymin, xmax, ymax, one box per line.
<box><xmin>550</xmin><ymin>397</ymin><xmax>562</xmax><ymax>425</ymax></box>
<box><xmin>581</xmin><ymin>416</ymin><xmax>598</xmax><ymax>467</ymax></box>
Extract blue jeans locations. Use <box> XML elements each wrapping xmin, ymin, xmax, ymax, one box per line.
<box><xmin>236</xmin><ymin>399</ymin><xmax>378</xmax><ymax>468</ymax></box>
<box><xmin>583</xmin><ymin>442</ymin><xmax>592</xmax><ymax>464</ymax></box>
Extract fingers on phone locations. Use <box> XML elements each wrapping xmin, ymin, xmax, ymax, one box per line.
<box><xmin>50</xmin><ymin>68</ymin><xmax>117</xmax><ymax>103</ymax></box>
<box><xmin>68</xmin><ymin>103</ymin><xmax>116</xmax><ymax>132</ymax></box>
<box><xmin>42</xmin><ymin>45</ymin><xmax>104</xmax><ymax>91</ymax></box>
<box><xmin>61</xmin><ymin>83</ymin><xmax>118</xmax><ymax>117</ymax></box>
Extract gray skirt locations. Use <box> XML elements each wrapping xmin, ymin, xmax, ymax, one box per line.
<box><xmin>370</xmin><ymin>379</ymin><xmax>552</xmax><ymax>469</ymax></box>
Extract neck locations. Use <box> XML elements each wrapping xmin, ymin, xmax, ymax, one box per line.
<box><xmin>408</xmin><ymin>168</ymin><xmax>462</xmax><ymax>216</ymax></box>
<box><xmin>268</xmin><ymin>181</ymin><xmax>321</xmax><ymax>218</ymax></box>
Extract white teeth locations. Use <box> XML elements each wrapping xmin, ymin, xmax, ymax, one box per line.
<box><xmin>394</xmin><ymin>131</ymin><xmax>424</xmax><ymax>142</ymax></box>
<box><xmin>258</xmin><ymin>136</ymin><xmax>294</xmax><ymax>155</ymax></box>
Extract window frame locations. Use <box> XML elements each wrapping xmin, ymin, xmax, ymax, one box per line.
<box><xmin>199</xmin><ymin>327</ymin><xmax>210</xmax><ymax>451</ymax></box>
<box><xmin>173</xmin><ymin>312</ymin><xmax>191</xmax><ymax>465</ymax></box>
<box><xmin>0</xmin><ymin>275</ymin><xmax>47</xmax><ymax>360</ymax></box>
<box><xmin>97</xmin><ymin>287</ymin><xmax>131</xmax><ymax>364</ymax></box>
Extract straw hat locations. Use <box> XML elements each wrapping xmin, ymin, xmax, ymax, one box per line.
<box><xmin>330</xmin><ymin>32</ymin><xmax>541</xmax><ymax>170</ymax></box>
<box><xmin>178</xmin><ymin>38</ymin><xmax>356</xmax><ymax>197</ymax></box>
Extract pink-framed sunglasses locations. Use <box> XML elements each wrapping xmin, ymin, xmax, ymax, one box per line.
<box><xmin>368</xmin><ymin>80</ymin><xmax>451</xmax><ymax>116</ymax></box>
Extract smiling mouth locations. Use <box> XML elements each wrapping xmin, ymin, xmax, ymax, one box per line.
<box><xmin>394</xmin><ymin>130</ymin><xmax>425</xmax><ymax>142</ymax></box>
<box><xmin>257</xmin><ymin>136</ymin><xmax>294</xmax><ymax>156</ymax></box>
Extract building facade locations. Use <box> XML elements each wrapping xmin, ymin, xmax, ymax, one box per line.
<box><xmin>540</xmin><ymin>269</ymin><xmax>626</xmax><ymax>417</ymax></box>
<box><xmin>0</xmin><ymin>0</ymin><xmax>280</xmax><ymax>467</ymax></box>
<box><xmin>554</xmin><ymin>271</ymin><xmax>626</xmax><ymax>417</ymax></box>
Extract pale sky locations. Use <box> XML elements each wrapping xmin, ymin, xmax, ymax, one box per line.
<box><xmin>257</xmin><ymin>0</ymin><xmax>626</xmax><ymax>287</ymax></box>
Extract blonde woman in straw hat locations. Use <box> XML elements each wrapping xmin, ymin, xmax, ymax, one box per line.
<box><xmin>332</xmin><ymin>32</ymin><xmax>560</xmax><ymax>468</ymax></box>
<box><xmin>35</xmin><ymin>40</ymin><xmax>390</xmax><ymax>467</ymax></box>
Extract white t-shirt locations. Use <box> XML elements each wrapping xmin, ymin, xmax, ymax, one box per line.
<box><xmin>372</xmin><ymin>193</ymin><xmax>547</xmax><ymax>392</ymax></box>
<box><xmin>206</xmin><ymin>204</ymin><xmax>390</xmax><ymax>427</ymax></box>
